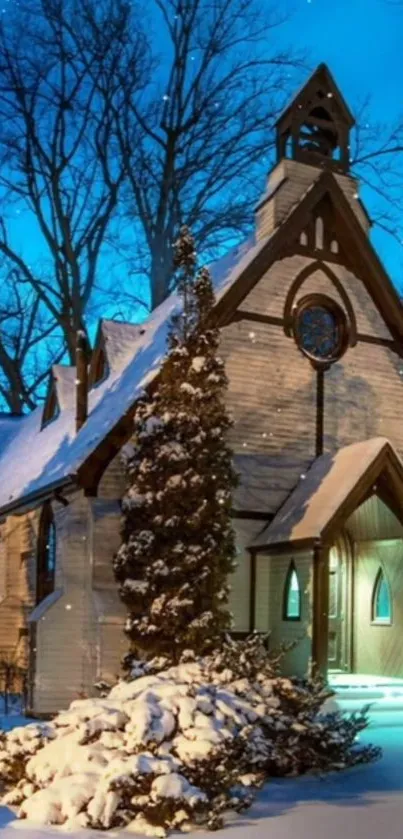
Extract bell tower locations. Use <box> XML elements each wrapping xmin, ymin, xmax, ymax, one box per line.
<box><xmin>275</xmin><ymin>63</ymin><xmax>355</xmax><ymax>174</ymax></box>
<box><xmin>255</xmin><ymin>64</ymin><xmax>368</xmax><ymax>241</ymax></box>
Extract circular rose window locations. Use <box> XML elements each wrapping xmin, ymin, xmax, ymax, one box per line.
<box><xmin>292</xmin><ymin>294</ymin><xmax>348</xmax><ymax>366</ymax></box>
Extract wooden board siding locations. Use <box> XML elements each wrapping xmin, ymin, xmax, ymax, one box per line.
<box><xmin>0</xmin><ymin>515</ymin><xmax>36</xmax><ymax>673</ymax></box>
<box><xmin>220</xmin><ymin>319</ymin><xmax>316</xmax><ymax>514</ymax></box>
<box><xmin>268</xmin><ymin>552</ymin><xmax>313</xmax><ymax>677</ymax></box>
<box><xmin>96</xmin><ymin>452</ymin><xmax>126</xmax><ymax>499</ymax></box>
<box><xmin>347</xmin><ymin>496</ymin><xmax>403</xmax><ymax>542</ymax></box>
<box><xmin>240</xmin><ymin>253</ymin><xmax>393</xmax><ymax>343</ymax></box>
<box><xmin>324</xmin><ymin>343</ymin><xmax>403</xmax><ymax>457</ymax></box>
<box><xmin>90</xmin><ymin>499</ymin><xmax>122</xmax><ymax>588</ymax></box>
<box><xmin>31</xmin><ymin>494</ymin><xmax>94</xmax><ymax>714</ymax></box>
<box><xmin>353</xmin><ymin>539</ymin><xmax>403</xmax><ymax>677</ymax></box>
<box><xmin>229</xmin><ymin>520</ymin><xmax>260</xmax><ymax>631</ymax></box>
<box><xmin>97</xmin><ymin>621</ymin><xmax>127</xmax><ymax>684</ymax></box>
<box><xmin>256</xmin><ymin>160</ymin><xmax>369</xmax><ymax>241</ymax></box>
<box><xmin>254</xmin><ymin>556</ymin><xmax>270</xmax><ymax>632</ymax></box>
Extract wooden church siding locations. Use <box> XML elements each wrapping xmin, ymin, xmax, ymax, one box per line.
<box><xmin>96</xmin><ymin>452</ymin><xmax>126</xmax><ymax>500</ymax></box>
<box><xmin>268</xmin><ymin>551</ymin><xmax>312</xmax><ymax>677</ymax></box>
<box><xmin>229</xmin><ymin>519</ymin><xmax>258</xmax><ymax>631</ymax></box>
<box><xmin>329</xmin><ymin>265</ymin><xmax>394</xmax><ymax>341</ymax></box>
<box><xmin>353</xmin><ymin>540</ymin><xmax>403</xmax><ymax>677</ymax></box>
<box><xmin>254</xmin><ymin>556</ymin><xmax>270</xmax><ymax>633</ymax></box>
<box><xmin>220</xmin><ymin>318</ymin><xmax>316</xmax><ymax>514</ymax></box>
<box><xmin>90</xmin><ymin>499</ymin><xmax>122</xmax><ymax>589</ymax></box>
<box><xmin>0</xmin><ymin>515</ymin><xmax>35</xmax><ymax>672</ymax></box>
<box><xmin>256</xmin><ymin>160</ymin><xmax>369</xmax><ymax>241</ymax></box>
<box><xmin>324</xmin><ymin>343</ymin><xmax>403</xmax><ymax>457</ymax></box>
<box><xmin>239</xmin><ymin>254</ymin><xmax>310</xmax><ymax>319</ymax></box>
<box><xmin>238</xmin><ymin>250</ymin><xmax>393</xmax><ymax>344</ymax></box>
<box><xmin>347</xmin><ymin>496</ymin><xmax>403</xmax><ymax>543</ymax></box>
<box><xmin>31</xmin><ymin>493</ymin><xmax>93</xmax><ymax>714</ymax></box>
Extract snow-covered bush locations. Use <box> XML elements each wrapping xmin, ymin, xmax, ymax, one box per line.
<box><xmin>0</xmin><ymin>636</ymin><xmax>380</xmax><ymax>834</ymax></box>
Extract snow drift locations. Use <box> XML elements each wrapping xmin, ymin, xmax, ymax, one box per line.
<box><xmin>0</xmin><ymin>637</ymin><xmax>380</xmax><ymax>835</ymax></box>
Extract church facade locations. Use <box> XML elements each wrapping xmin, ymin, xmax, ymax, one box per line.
<box><xmin>1</xmin><ymin>64</ymin><xmax>403</xmax><ymax>716</ymax></box>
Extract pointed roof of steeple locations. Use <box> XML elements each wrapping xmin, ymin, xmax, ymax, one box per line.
<box><xmin>277</xmin><ymin>63</ymin><xmax>355</xmax><ymax>128</ymax></box>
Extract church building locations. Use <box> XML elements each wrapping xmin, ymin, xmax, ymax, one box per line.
<box><xmin>0</xmin><ymin>64</ymin><xmax>403</xmax><ymax>716</ymax></box>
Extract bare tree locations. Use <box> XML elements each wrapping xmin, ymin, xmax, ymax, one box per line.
<box><xmin>116</xmin><ymin>0</ymin><xmax>304</xmax><ymax>309</ymax></box>
<box><xmin>350</xmin><ymin>98</ymin><xmax>403</xmax><ymax>261</ymax></box>
<box><xmin>0</xmin><ymin>267</ymin><xmax>62</xmax><ymax>413</ymax></box>
<box><xmin>0</xmin><ymin>0</ymin><xmax>149</xmax><ymax>363</ymax></box>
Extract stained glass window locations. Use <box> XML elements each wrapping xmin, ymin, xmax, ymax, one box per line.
<box><xmin>283</xmin><ymin>562</ymin><xmax>301</xmax><ymax>621</ymax></box>
<box><xmin>297</xmin><ymin>305</ymin><xmax>340</xmax><ymax>361</ymax></box>
<box><xmin>292</xmin><ymin>295</ymin><xmax>348</xmax><ymax>366</ymax></box>
<box><xmin>372</xmin><ymin>569</ymin><xmax>392</xmax><ymax>624</ymax></box>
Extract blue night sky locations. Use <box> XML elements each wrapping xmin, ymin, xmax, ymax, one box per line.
<box><xmin>7</xmin><ymin>0</ymin><xmax>403</xmax><ymax>300</ymax></box>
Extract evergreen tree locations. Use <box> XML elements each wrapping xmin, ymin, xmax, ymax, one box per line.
<box><xmin>114</xmin><ymin>227</ymin><xmax>238</xmax><ymax>664</ymax></box>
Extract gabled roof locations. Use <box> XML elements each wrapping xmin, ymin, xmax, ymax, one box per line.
<box><xmin>276</xmin><ymin>63</ymin><xmax>355</xmax><ymax>129</ymax></box>
<box><xmin>98</xmin><ymin>319</ymin><xmax>147</xmax><ymax>368</ymax></box>
<box><xmin>214</xmin><ymin>169</ymin><xmax>403</xmax><ymax>347</ymax></box>
<box><xmin>0</xmin><ymin>163</ymin><xmax>402</xmax><ymax>518</ymax></box>
<box><xmin>0</xmin><ymin>236</ymin><xmax>261</xmax><ymax>517</ymax></box>
<box><xmin>251</xmin><ymin>438</ymin><xmax>403</xmax><ymax>552</ymax></box>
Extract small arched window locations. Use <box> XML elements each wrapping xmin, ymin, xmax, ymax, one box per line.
<box><xmin>37</xmin><ymin>503</ymin><xmax>56</xmax><ymax>604</ymax></box>
<box><xmin>372</xmin><ymin>568</ymin><xmax>392</xmax><ymax>625</ymax></box>
<box><xmin>283</xmin><ymin>561</ymin><xmax>301</xmax><ymax>621</ymax></box>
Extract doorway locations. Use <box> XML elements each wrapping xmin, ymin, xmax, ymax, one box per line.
<box><xmin>327</xmin><ymin>538</ymin><xmax>352</xmax><ymax>672</ymax></box>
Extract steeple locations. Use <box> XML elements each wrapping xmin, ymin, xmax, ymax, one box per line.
<box><xmin>275</xmin><ymin>64</ymin><xmax>355</xmax><ymax>174</ymax></box>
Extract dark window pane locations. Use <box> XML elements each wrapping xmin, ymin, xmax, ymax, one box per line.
<box><xmin>297</xmin><ymin>305</ymin><xmax>340</xmax><ymax>360</ymax></box>
<box><xmin>373</xmin><ymin>570</ymin><xmax>391</xmax><ymax>623</ymax></box>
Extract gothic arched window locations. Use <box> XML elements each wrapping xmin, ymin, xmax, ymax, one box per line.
<box><xmin>372</xmin><ymin>568</ymin><xmax>392</xmax><ymax>624</ymax></box>
<box><xmin>37</xmin><ymin>503</ymin><xmax>56</xmax><ymax>604</ymax></box>
<box><xmin>283</xmin><ymin>562</ymin><xmax>301</xmax><ymax>621</ymax></box>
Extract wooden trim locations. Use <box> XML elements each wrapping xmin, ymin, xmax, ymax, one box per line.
<box><xmin>322</xmin><ymin>444</ymin><xmax>403</xmax><ymax>544</ymax></box>
<box><xmin>249</xmin><ymin>550</ymin><xmax>257</xmax><ymax>632</ymax></box>
<box><xmin>28</xmin><ymin>622</ymin><xmax>37</xmax><ymax>714</ymax></box>
<box><xmin>76</xmin><ymin>332</ymin><xmax>89</xmax><ymax>433</ymax></box>
<box><xmin>230</xmin><ymin>310</ymin><xmax>398</xmax><ymax>353</ymax></box>
<box><xmin>283</xmin><ymin>260</ymin><xmax>357</xmax><ymax>346</ymax></box>
<box><xmin>282</xmin><ymin>244</ymin><xmax>350</xmax><ymax>266</ymax></box>
<box><xmin>214</xmin><ymin>170</ymin><xmax>403</xmax><ymax>350</ymax></box>
<box><xmin>231</xmin><ymin>311</ymin><xmax>284</xmax><ymax>328</ymax></box>
<box><xmin>275</xmin><ymin>64</ymin><xmax>355</xmax><ymax>129</ymax></box>
<box><xmin>311</xmin><ymin>544</ymin><xmax>329</xmax><ymax>677</ymax></box>
<box><xmin>231</xmin><ymin>510</ymin><xmax>274</xmax><ymax>522</ymax></box>
<box><xmin>316</xmin><ymin>369</ymin><xmax>324</xmax><ymax>457</ymax></box>
<box><xmin>251</xmin><ymin>537</ymin><xmax>315</xmax><ymax>554</ymax></box>
<box><xmin>356</xmin><ymin>333</ymin><xmax>398</xmax><ymax>349</ymax></box>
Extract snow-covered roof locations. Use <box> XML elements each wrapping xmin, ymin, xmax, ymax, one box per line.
<box><xmin>0</xmin><ymin>234</ymin><xmax>269</xmax><ymax>517</ymax></box>
<box><xmin>100</xmin><ymin>319</ymin><xmax>147</xmax><ymax>368</ymax></box>
<box><xmin>251</xmin><ymin>438</ymin><xmax>403</xmax><ymax>551</ymax></box>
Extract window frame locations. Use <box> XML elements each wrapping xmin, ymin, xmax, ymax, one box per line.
<box><xmin>283</xmin><ymin>561</ymin><xmax>302</xmax><ymax>622</ymax></box>
<box><xmin>36</xmin><ymin>502</ymin><xmax>57</xmax><ymax>605</ymax></box>
<box><xmin>371</xmin><ymin>567</ymin><xmax>392</xmax><ymax>626</ymax></box>
<box><xmin>292</xmin><ymin>293</ymin><xmax>349</xmax><ymax>369</ymax></box>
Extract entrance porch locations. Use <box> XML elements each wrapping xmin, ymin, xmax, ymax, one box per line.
<box><xmin>250</xmin><ymin>438</ymin><xmax>403</xmax><ymax>681</ymax></box>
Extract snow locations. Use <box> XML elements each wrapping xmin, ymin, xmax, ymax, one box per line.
<box><xmin>0</xmin><ymin>234</ymin><xmax>269</xmax><ymax>517</ymax></box>
<box><xmin>0</xmin><ymin>724</ymin><xmax>400</xmax><ymax>839</ymax></box>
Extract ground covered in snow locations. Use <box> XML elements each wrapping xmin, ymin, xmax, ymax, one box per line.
<box><xmin>0</xmin><ymin>638</ymin><xmax>379</xmax><ymax>835</ymax></box>
<box><xmin>0</xmin><ymin>725</ymin><xmax>400</xmax><ymax>839</ymax></box>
